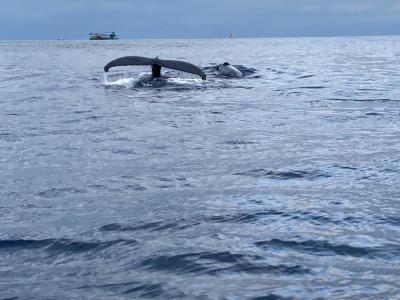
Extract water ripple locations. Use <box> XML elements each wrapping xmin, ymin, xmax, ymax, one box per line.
<box><xmin>79</xmin><ymin>281</ymin><xmax>165</xmax><ymax>298</ymax></box>
<box><xmin>140</xmin><ymin>251</ymin><xmax>309</xmax><ymax>275</ymax></box>
<box><xmin>255</xmin><ymin>239</ymin><xmax>400</xmax><ymax>259</ymax></box>
<box><xmin>235</xmin><ymin>169</ymin><xmax>331</xmax><ymax>180</ymax></box>
<box><xmin>0</xmin><ymin>238</ymin><xmax>136</xmax><ymax>255</ymax></box>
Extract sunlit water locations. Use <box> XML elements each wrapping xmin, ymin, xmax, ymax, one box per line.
<box><xmin>1</xmin><ymin>37</ymin><xmax>400</xmax><ymax>299</ymax></box>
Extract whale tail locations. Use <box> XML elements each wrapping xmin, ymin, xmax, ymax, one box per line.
<box><xmin>104</xmin><ymin>56</ymin><xmax>206</xmax><ymax>80</ymax></box>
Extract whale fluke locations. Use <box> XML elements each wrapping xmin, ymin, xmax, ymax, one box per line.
<box><xmin>155</xmin><ymin>58</ymin><xmax>206</xmax><ymax>80</ymax></box>
<box><xmin>104</xmin><ymin>56</ymin><xmax>206</xmax><ymax>80</ymax></box>
<box><xmin>104</xmin><ymin>56</ymin><xmax>154</xmax><ymax>72</ymax></box>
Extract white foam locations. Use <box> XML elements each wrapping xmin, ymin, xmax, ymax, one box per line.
<box><xmin>102</xmin><ymin>72</ymin><xmax>205</xmax><ymax>88</ymax></box>
<box><xmin>167</xmin><ymin>77</ymin><xmax>205</xmax><ymax>86</ymax></box>
<box><xmin>103</xmin><ymin>77</ymin><xmax>137</xmax><ymax>88</ymax></box>
<box><xmin>103</xmin><ymin>72</ymin><xmax>151</xmax><ymax>88</ymax></box>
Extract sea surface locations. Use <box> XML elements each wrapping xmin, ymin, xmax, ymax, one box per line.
<box><xmin>1</xmin><ymin>37</ymin><xmax>400</xmax><ymax>299</ymax></box>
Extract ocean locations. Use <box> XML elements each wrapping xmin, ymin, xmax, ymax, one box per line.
<box><xmin>1</xmin><ymin>37</ymin><xmax>400</xmax><ymax>299</ymax></box>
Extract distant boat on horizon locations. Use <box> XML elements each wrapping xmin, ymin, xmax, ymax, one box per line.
<box><xmin>89</xmin><ymin>32</ymin><xmax>118</xmax><ymax>40</ymax></box>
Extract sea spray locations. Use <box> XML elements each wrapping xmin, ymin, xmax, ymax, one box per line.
<box><xmin>103</xmin><ymin>72</ymin><xmax>108</xmax><ymax>84</ymax></box>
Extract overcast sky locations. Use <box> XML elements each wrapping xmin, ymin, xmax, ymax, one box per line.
<box><xmin>1</xmin><ymin>0</ymin><xmax>400</xmax><ymax>39</ymax></box>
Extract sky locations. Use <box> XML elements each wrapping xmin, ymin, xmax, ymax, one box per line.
<box><xmin>1</xmin><ymin>0</ymin><xmax>400</xmax><ymax>39</ymax></box>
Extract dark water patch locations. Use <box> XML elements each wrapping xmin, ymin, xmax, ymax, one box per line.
<box><xmin>100</xmin><ymin>222</ymin><xmax>164</xmax><ymax>232</ymax></box>
<box><xmin>79</xmin><ymin>281</ymin><xmax>164</xmax><ymax>298</ymax></box>
<box><xmin>358</xmin><ymin>88</ymin><xmax>389</xmax><ymax>91</ymax></box>
<box><xmin>140</xmin><ymin>251</ymin><xmax>309</xmax><ymax>275</ymax></box>
<box><xmin>111</xmin><ymin>149</ymin><xmax>136</xmax><ymax>155</ymax></box>
<box><xmin>224</xmin><ymin>140</ymin><xmax>256</xmax><ymax>145</ymax></box>
<box><xmin>123</xmin><ymin>283</ymin><xmax>165</xmax><ymax>297</ymax></box>
<box><xmin>0</xmin><ymin>238</ymin><xmax>136</xmax><ymax>255</ymax></box>
<box><xmin>0</xmin><ymin>132</ymin><xmax>20</xmax><ymax>142</ymax></box>
<box><xmin>297</xmin><ymin>74</ymin><xmax>315</xmax><ymax>79</ymax></box>
<box><xmin>155</xmin><ymin>184</ymin><xmax>174</xmax><ymax>189</ymax></box>
<box><xmin>36</xmin><ymin>187</ymin><xmax>87</xmax><ymax>199</ymax></box>
<box><xmin>205</xmin><ymin>209</ymin><xmax>350</xmax><ymax>226</ymax></box>
<box><xmin>99</xmin><ymin>220</ymin><xmax>195</xmax><ymax>233</ymax></box>
<box><xmin>255</xmin><ymin>239</ymin><xmax>400</xmax><ymax>259</ymax></box>
<box><xmin>46</xmin><ymin>239</ymin><xmax>136</xmax><ymax>254</ymax></box>
<box><xmin>293</xmin><ymin>86</ymin><xmax>326</xmax><ymax>90</ymax></box>
<box><xmin>156</xmin><ymin>177</ymin><xmax>174</xmax><ymax>182</ymax></box>
<box><xmin>0</xmin><ymin>239</ymin><xmax>53</xmax><ymax>250</ymax></box>
<box><xmin>141</xmin><ymin>253</ymin><xmax>208</xmax><ymax>274</ymax></box>
<box><xmin>206</xmin><ymin>210</ymin><xmax>285</xmax><ymax>224</ymax></box>
<box><xmin>45</xmin><ymin>128</ymin><xmax>83</xmax><ymax>136</ymax></box>
<box><xmin>124</xmin><ymin>183</ymin><xmax>147</xmax><ymax>191</ymax></box>
<box><xmin>375</xmin><ymin>215</ymin><xmax>400</xmax><ymax>226</ymax></box>
<box><xmin>85</xmin><ymin>115</ymin><xmax>104</xmax><ymax>120</ymax></box>
<box><xmin>4</xmin><ymin>113</ymin><xmax>23</xmax><ymax>116</ymax></box>
<box><xmin>332</xmin><ymin>164</ymin><xmax>358</xmax><ymax>171</ymax></box>
<box><xmin>234</xmin><ymin>169</ymin><xmax>331</xmax><ymax>181</ymax></box>
<box><xmin>60</xmin><ymin>118</ymin><xmax>82</xmax><ymax>124</ymax></box>
<box><xmin>236</xmin><ymin>65</ymin><xmax>259</xmax><ymax>77</ymax></box>
<box><xmin>74</xmin><ymin>110</ymin><xmax>92</xmax><ymax>114</ymax></box>
<box><xmin>4</xmin><ymin>73</ymin><xmax>44</xmax><ymax>81</ymax></box>
<box><xmin>209</xmin><ymin>111</ymin><xmax>225</xmax><ymax>115</ymax></box>
<box><xmin>252</xmin><ymin>295</ymin><xmax>292</xmax><ymax>300</ymax></box>
<box><xmin>327</xmin><ymin>98</ymin><xmax>394</xmax><ymax>102</ymax></box>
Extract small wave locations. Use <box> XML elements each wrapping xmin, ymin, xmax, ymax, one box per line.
<box><xmin>332</xmin><ymin>164</ymin><xmax>358</xmax><ymax>171</ymax></box>
<box><xmin>85</xmin><ymin>115</ymin><xmax>103</xmax><ymax>120</ymax></box>
<box><xmin>206</xmin><ymin>210</ymin><xmax>285</xmax><ymax>224</ymax></box>
<box><xmin>124</xmin><ymin>183</ymin><xmax>147</xmax><ymax>191</ymax></box>
<box><xmin>74</xmin><ymin>110</ymin><xmax>92</xmax><ymax>114</ymax></box>
<box><xmin>0</xmin><ymin>238</ymin><xmax>136</xmax><ymax>255</ymax></box>
<box><xmin>210</xmin><ymin>111</ymin><xmax>225</xmax><ymax>115</ymax></box>
<box><xmin>375</xmin><ymin>215</ymin><xmax>400</xmax><ymax>226</ymax></box>
<box><xmin>0</xmin><ymin>132</ymin><xmax>20</xmax><ymax>142</ymax></box>
<box><xmin>292</xmin><ymin>86</ymin><xmax>326</xmax><ymax>90</ymax></box>
<box><xmin>255</xmin><ymin>239</ymin><xmax>400</xmax><ymax>259</ymax></box>
<box><xmin>139</xmin><ymin>251</ymin><xmax>309</xmax><ymax>275</ymax></box>
<box><xmin>234</xmin><ymin>169</ymin><xmax>331</xmax><ymax>180</ymax></box>
<box><xmin>206</xmin><ymin>209</ymin><xmax>342</xmax><ymax>225</ymax></box>
<box><xmin>99</xmin><ymin>220</ymin><xmax>194</xmax><ymax>233</ymax></box>
<box><xmin>79</xmin><ymin>281</ymin><xmax>164</xmax><ymax>298</ymax></box>
<box><xmin>297</xmin><ymin>74</ymin><xmax>315</xmax><ymax>79</ymax></box>
<box><xmin>111</xmin><ymin>148</ymin><xmax>135</xmax><ymax>155</ymax></box>
<box><xmin>36</xmin><ymin>187</ymin><xmax>87</xmax><ymax>199</ymax></box>
<box><xmin>252</xmin><ymin>295</ymin><xmax>292</xmax><ymax>300</ymax></box>
<box><xmin>327</xmin><ymin>98</ymin><xmax>394</xmax><ymax>102</ymax></box>
<box><xmin>224</xmin><ymin>140</ymin><xmax>256</xmax><ymax>145</ymax></box>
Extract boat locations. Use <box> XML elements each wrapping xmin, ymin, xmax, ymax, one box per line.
<box><xmin>89</xmin><ymin>32</ymin><xmax>118</xmax><ymax>40</ymax></box>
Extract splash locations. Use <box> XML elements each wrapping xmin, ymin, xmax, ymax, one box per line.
<box><xmin>102</xmin><ymin>72</ymin><xmax>206</xmax><ymax>89</ymax></box>
<box><xmin>103</xmin><ymin>72</ymin><xmax>149</xmax><ymax>88</ymax></box>
<box><xmin>166</xmin><ymin>77</ymin><xmax>205</xmax><ymax>86</ymax></box>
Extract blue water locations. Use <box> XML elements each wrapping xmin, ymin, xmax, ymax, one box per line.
<box><xmin>1</xmin><ymin>37</ymin><xmax>400</xmax><ymax>299</ymax></box>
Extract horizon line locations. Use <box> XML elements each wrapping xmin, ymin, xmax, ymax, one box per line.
<box><xmin>1</xmin><ymin>33</ymin><xmax>399</xmax><ymax>41</ymax></box>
